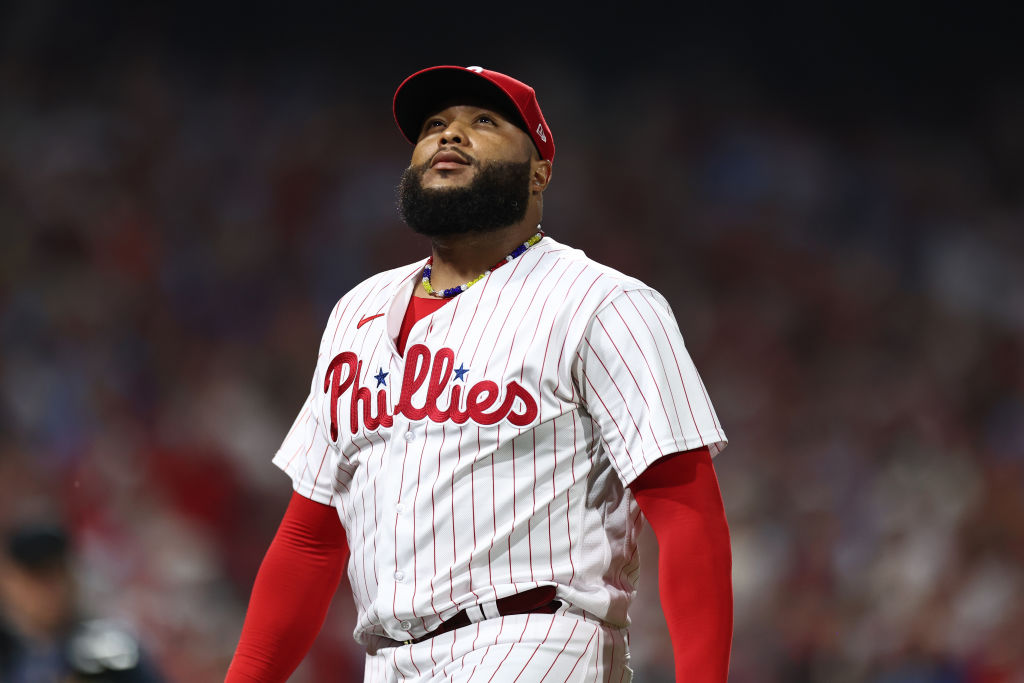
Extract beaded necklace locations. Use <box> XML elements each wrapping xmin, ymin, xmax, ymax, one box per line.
<box><xmin>421</xmin><ymin>230</ymin><xmax>545</xmax><ymax>298</ymax></box>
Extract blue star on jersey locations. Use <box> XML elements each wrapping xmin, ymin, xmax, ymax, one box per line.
<box><xmin>374</xmin><ymin>368</ymin><xmax>388</xmax><ymax>387</ymax></box>
<box><xmin>453</xmin><ymin>363</ymin><xmax>469</xmax><ymax>382</ymax></box>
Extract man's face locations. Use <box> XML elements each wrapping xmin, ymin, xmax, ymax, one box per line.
<box><xmin>0</xmin><ymin>559</ymin><xmax>75</xmax><ymax>638</ymax></box>
<box><xmin>410</xmin><ymin>103</ymin><xmax>537</xmax><ymax>189</ymax></box>
<box><xmin>397</xmin><ymin>103</ymin><xmax>540</xmax><ymax>237</ymax></box>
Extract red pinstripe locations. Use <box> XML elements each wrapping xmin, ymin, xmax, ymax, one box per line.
<box><xmin>697</xmin><ymin>373</ymin><xmax>727</xmax><ymax>443</ymax></box>
<box><xmin>599</xmin><ymin>306</ymin><xmax>678</xmax><ymax>442</ymax></box>
<box><xmin>466</xmin><ymin>431</ymin><xmax>483</xmax><ymax>596</ymax></box>
<box><xmin>449</xmin><ymin>619</ymin><xmax>458</xmax><ymax>672</ymax></box>
<box><xmin>567</xmin><ymin>411</ymin><xmax>578</xmax><ymax>585</ymax></box>
<box><xmin>551</xmin><ymin>267</ymin><xmax>596</xmax><ymax>399</ymax></box>
<box><xmin>407</xmin><ymin>427</ymin><xmax>434</xmax><ymax>633</ymax></box>
<box><xmin>621</xmin><ymin>292</ymin><xmax>690</xmax><ymax>439</ymax></box>
<box><xmin>425</xmin><ymin>423</ymin><xmax>448</xmax><ymax>623</ymax></box>
<box><xmin>509</xmin><ymin>614</ymin><xmax>557</xmax><ymax>682</ymax></box>
<box><xmin>388</xmin><ymin>645</ymin><xmax>398</xmax><ymax>678</ymax></box>
<box><xmin>448</xmin><ymin>426</ymin><xmax>461</xmax><ymax>607</ymax></box>
<box><xmin>390</xmin><ymin>433</ymin><xmax>414</xmax><ymax>631</ymax></box>
<box><xmin>405</xmin><ymin>632</ymin><xmax>423</xmax><ymax>679</ymax></box>
<box><xmin>575</xmin><ymin>350</ymin><xmax>640</xmax><ymax>481</ymax></box>
<box><xmin>427</xmin><ymin>635</ymin><xmax>438</xmax><ymax>673</ymax></box>
<box><xmin>583</xmin><ymin>335</ymin><xmax>665</xmax><ymax>465</ymax></box>
<box><xmin>528</xmin><ymin>430</ymin><xmax>539</xmax><ymax>583</ymax></box>
<box><xmin>494</xmin><ymin>251</ymin><xmax>552</xmax><ymax>379</ymax></box>
<box><xmin>463</xmin><ymin>618</ymin><xmax>505</xmax><ymax>682</ymax></box>
<box><xmin>309</xmin><ymin>443</ymin><xmax>332</xmax><ymax>501</ymax></box>
<box><xmin>281</xmin><ymin>409</ymin><xmax>313</xmax><ymax>470</ymax></box>
<box><xmin>368</xmin><ymin>433</ymin><xmax>383</xmax><ymax>589</ymax></box>
<box><xmin>464</xmin><ymin>428</ymin><xmax>482</xmax><ymax>603</ymax></box>
<box><xmin>484</xmin><ymin>615</ymin><xmax>534</xmax><ymax>683</ymax></box>
<box><xmin>538</xmin><ymin>620</ymin><xmax>580</xmax><ymax>683</ymax></box>
<box><xmin>294</xmin><ymin>430</ymin><xmax>319</xmax><ymax>497</ymax></box>
<box><xmin>439</xmin><ymin>290</ymin><xmax>462</xmax><ymax>347</ymax></box>
<box><xmin>490</xmin><ymin>424</ymin><xmax>501</xmax><ymax>586</ymax></box>
<box><xmin>564</xmin><ymin>624</ymin><xmax>599</xmax><ymax>682</ymax></box>
<box><xmin>537</xmin><ymin>267</ymin><xmax>580</xmax><ymax>405</ymax></box>
<box><xmin>634</xmin><ymin>292</ymin><xmax>703</xmax><ymax>438</ymax></box>
<box><xmin>464</xmin><ymin>622</ymin><xmax>484</xmax><ymax>676</ymax></box>
<box><xmin>518</xmin><ymin>256</ymin><xmax>562</xmax><ymax>384</ymax></box>
<box><xmin>470</xmin><ymin>253</ymin><xmax>530</xmax><ymax>375</ymax></box>
<box><xmin>547</xmin><ymin>425</ymin><xmax>556</xmax><ymax>579</ymax></box>
<box><xmin>507</xmin><ymin>432</ymin><xmax>517</xmax><ymax>584</ymax></box>
<box><xmin>354</xmin><ymin>435</ymin><xmax>377</xmax><ymax>606</ymax></box>
<box><xmin>451</xmin><ymin>264</ymin><xmax>494</xmax><ymax>359</ymax></box>
<box><xmin>610</xmin><ymin>301</ymin><xmax>680</xmax><ymax>439</ymax></box>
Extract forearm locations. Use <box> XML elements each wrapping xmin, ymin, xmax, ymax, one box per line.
<box><xmin>631</xmin><ymin>449</ymin><xmax>733</xmax><ymax>682</ymax></box>
<box><xmin>226</xmin><ymin>492</ymin><xmax>349</xmax><ymax>683</ymax></box>
<box><xmin>653</xmin><ymin>498</ymin><xmax>732</xmax><ymax>681</ymax></box>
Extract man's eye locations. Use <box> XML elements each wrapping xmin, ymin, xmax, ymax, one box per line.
<box><xmin>422</xmin><ymin>120</ymin><xmax>446</xmax><ymax>134</ymax></box>
<box><xmin>477</xmin><ymin>115</ymin><xmax>494</xmax><ymax>124</ymax></box>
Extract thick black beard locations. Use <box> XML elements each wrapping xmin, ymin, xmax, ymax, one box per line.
<box><xmin>397</xmin><ymin>159</ymin><xmax>532</xmax><ymax>237</ymax></box>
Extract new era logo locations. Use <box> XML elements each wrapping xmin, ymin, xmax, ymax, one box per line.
<box><xmin>536</xmin><ymin>123</ymin><xmax>547</xmax><ymax>143</ymax></box>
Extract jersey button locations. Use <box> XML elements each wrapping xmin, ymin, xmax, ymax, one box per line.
<box><xmin>395</xmin><ymin>503</ymin><xmax>405</xmax><ymax>513</ymax></box>
<box><xmin>394</xmin><ymin>570</ymin><xmax>405</xmax><ymax>582</ymax></box>
<box><xmin>404</xmin><ymin>430</ymin><xmax>415</xmax><ymax>441</ymax></box>
<box><xmin>400</xmin><ymin>620</ymin><xmax>412</xmax><ymax>630</ymax></box>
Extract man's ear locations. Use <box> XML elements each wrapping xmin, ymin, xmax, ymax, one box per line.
<box><xmin>531</xmin><ymin>159</ymin><xmax>552</xmax><ymax>193</ymax></box>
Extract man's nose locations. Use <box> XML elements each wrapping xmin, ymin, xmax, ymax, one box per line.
<box><xmin>439</xmin><ymin>122</ymin><xmax>468</xmax><ymax>146</ymax></box>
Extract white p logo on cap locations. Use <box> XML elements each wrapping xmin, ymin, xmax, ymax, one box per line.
<box><xmin>466</xmin><ymin>66</ymin><xmax>484</xmax><ymax>72</ymax></box>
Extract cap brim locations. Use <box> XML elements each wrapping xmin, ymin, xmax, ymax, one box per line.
<box><xmin>393</xmin><ymin>67</ymin><xmax>528</xmax><ymax>144</ymax></box>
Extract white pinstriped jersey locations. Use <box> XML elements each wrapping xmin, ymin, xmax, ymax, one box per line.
<box><xmin>272</xmin><ymin>235</ymin><xmax>727</xmax><ymax>646</ymax></box>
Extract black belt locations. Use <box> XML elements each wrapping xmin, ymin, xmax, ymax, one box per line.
<box><xmin>402</xmin><ymin>586</ymin><xmax>561</xmax><ymax>645</ymax></box>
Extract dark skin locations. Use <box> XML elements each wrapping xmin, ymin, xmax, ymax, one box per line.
<box><xmin>409</xmin><ymin>104</ymin><xmax>552</xmax><ymax>298</ymax></box>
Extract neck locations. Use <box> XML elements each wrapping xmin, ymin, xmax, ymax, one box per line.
<box><xmin>416</xmin><ymin>222</ymin><xmax>542</xmax><ymax>298</ymax></box>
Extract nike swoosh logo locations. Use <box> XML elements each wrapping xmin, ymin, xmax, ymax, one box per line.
<box><xmin>356</xmin><ymin>313</ymin><xmax>385</xmax><ymax>329</ymax></box>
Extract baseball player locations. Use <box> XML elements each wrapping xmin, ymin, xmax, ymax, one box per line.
<box><xmin>226</xmin><ymin>66</ymin><xmax>732</xmax><ymax>682</ymax></box>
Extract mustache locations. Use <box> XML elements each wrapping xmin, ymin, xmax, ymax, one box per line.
<box><xmin>427</xmin><ymin>148</ymin><xmax>477</xmax><ymax>168</ymax></box>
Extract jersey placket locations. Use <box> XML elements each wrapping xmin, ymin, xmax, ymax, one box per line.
<box><xmin>374</xmin><ymin>307</ymin><xmax>435</xmax><ymax>640</ymax></box>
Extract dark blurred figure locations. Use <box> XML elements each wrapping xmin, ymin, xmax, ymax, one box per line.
<box><xmin>0</xmin><ymin>524</ymin><xmax>164</xmax><ymax>683</ymax></box>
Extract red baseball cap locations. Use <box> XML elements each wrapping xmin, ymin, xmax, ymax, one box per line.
<box><xmin>393</xmin><ymin>65</ymin><xmax>555</xmax><ymax>162</ymax></box>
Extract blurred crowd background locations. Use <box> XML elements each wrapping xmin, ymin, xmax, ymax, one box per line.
<box><xmin>1</xmin><ymin>2</ymin><xmax>1022</xmax><ymax>681</ymax></box>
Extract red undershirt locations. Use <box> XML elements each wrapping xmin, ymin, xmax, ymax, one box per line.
<box><xmin>227</xmin><ymin>293</ymin><xmax>732</xmax><ymax>682</ymax></box>
<box><xmin>396</xmin><ymin>295</ymin><xmax>450</xmax><ymax>355</ymax></box>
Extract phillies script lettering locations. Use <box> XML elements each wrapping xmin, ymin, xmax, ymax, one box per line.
<box><xmin>325</xmin><ymin>343</ymin><xmax>539</xmax><ymax>440</ymax></box>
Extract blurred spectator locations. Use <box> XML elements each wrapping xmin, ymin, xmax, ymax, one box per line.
<box><xmin>0</xmin><ymin>523</ymin><xmax>164</xmax><ymax>682</ymax></box>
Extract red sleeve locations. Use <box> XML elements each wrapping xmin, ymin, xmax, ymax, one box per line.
<box><xmin>225</xmin><ymin>491</ymin><xmax>350</xmax><ymax>683</ymax></box>
<box><xmin>629</xmin><ymin>447</ymin><xmax>733</xmax><ymax>682</ymax></box>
